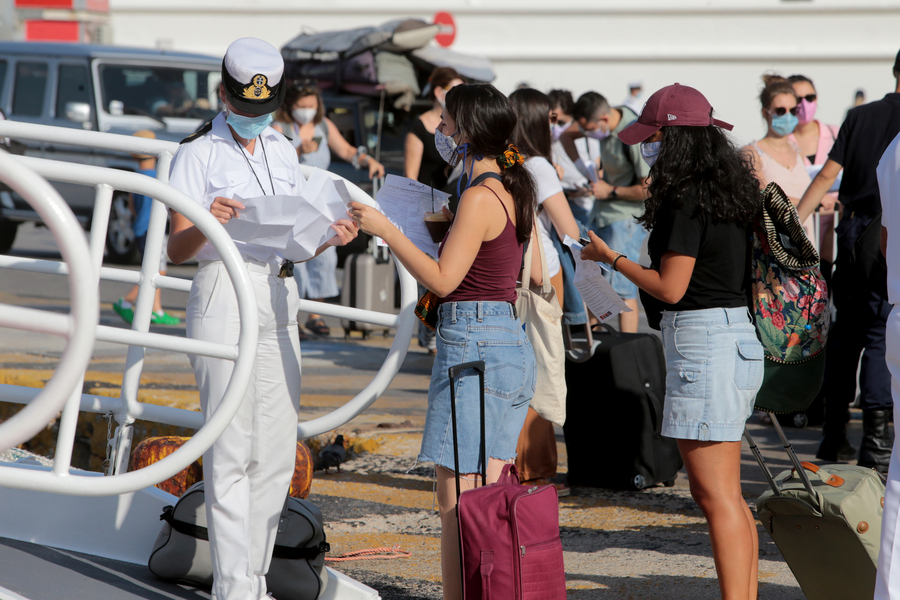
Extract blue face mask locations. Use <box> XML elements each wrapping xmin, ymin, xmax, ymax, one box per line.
<box><xmin>226</xmin><ymin>110</ymin><xmax>274</xmax><ymax>140</ymax></box>
<box><xmin>640</xmin><ymin>141</ymin><xmax>661</xmax><ymax>168</ymax></box>
<box><xmin>770</xmin><ymin>112</ymin><xmax>798</xmax><ymax>137</ymax></box>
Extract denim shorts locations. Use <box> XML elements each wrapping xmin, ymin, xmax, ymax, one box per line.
<box><xmin>592</xmin><ymin>219</ymin><xmax>648</xmax><ymax>300</ymax></box>
<box><xmin>660</xmin><ymin>307</ymin><xmax>764</xmax><ymax>442</ymax></box>
<box><xmin>418</xmin><ymin>301</ymin><xmax>536</xmax><ymax>474</ymax></box>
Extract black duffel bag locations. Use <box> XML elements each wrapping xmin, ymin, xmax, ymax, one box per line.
<box><xmin>148</xmin><ymin>481</ymin><xmax>330</xmax><ymax>600</ymax></box>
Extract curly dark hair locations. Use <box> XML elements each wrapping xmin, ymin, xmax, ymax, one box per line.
<box><xmin>637</xmin><ymin>125</ymin><xmax>761</xmax><ymax>230</ymax></box>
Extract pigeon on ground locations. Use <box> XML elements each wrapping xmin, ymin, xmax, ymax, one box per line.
<box><xmin>319</xmin><ymin>435</ymin><xmax>347</xmax><ymax>473</ymax></box>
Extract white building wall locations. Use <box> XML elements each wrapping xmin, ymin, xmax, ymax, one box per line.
<box><xmin>109</xmin><ymin>0</ymin><xmax>900</xmax><ymax>144</ymax></box>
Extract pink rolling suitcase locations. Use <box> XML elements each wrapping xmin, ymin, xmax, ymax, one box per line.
<box><xmin>449</xmin><ymin>361</ymin><xmax>567</xmax><ymax>600</ymax></box>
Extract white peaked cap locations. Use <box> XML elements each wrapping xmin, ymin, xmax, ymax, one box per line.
<box><xmin>222</xmin><ymin>37</ymin><xmax>286</xmax><ymax>115</ymax></box>
<box><xmin>224</xmin><ymin>37</ymin><xmax>284</xmax><ymax>85</ymax></box>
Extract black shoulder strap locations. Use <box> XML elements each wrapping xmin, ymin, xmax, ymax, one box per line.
<box><xmin>470</xmin><ymin>172</ymin><xmax>503</xmax><ymax>187</ymax></box>
<box><xmin>180</xmin><ymin>121</ymin><xmax>213</xmax><ymax>144</ymax></box>
<box><xmin>160</xmin><ymin>505</ymin><xmax>330</xmax><ymax>560</ymax></box>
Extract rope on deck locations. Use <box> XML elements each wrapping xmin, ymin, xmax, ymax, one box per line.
<box><xmin>325</xmin><ymin>545</ymin><xmax>411</xmax><ymax>561</ymax></box>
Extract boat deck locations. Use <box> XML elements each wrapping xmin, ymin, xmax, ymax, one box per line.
<box><xmin>0</xmin><ymin>537</ymin><xmax>209</xmax><ymax>600</ymax></box>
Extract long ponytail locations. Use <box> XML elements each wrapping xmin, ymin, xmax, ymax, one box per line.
<box><xmin>446</xmin><ymin>84</ymin><xmax>536</xmax><ymax>243</ymax></box>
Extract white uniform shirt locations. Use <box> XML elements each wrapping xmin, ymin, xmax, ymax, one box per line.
<box><xmin>877</xmin><ymin>130</ymin><xmax>900</xmax><ymax>305</ymax></box>
<box><xmin>525</xmin><ymin>156</ymin><xmax>565</xmax><ymax>278</ymax></box>
<box><xmin>168</xmin><ymin>112</ymin><xmax>306</xmax><ymax>264</ymax></box>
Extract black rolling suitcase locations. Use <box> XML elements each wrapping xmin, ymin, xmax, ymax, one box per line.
<box><xmin>563</xmin><ymin>324</ymin><xmax>682</xmax><ymax>490</ymax></box>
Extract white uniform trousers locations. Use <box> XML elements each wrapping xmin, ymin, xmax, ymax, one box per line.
<box><xmin>187</xmin><ymin>260</ymin><xmax>302</xmax><ymax>600</ymax></box>
<box><xmin>876</xmin><ymin>305</ymin><xmax>900</xmax><ymax>599</ymax></box>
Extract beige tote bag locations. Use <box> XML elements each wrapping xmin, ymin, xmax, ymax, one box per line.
<box><xmin>515</xmin><ymin>225</ymin><xmax>567</xmax><ymax>427</ymax></box>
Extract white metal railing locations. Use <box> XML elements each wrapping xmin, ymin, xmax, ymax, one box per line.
<box><xmin>0</xmin><ymin>151</ymin><xmax>98</xmax><ymax>452</ymax></box>
<box><xmin>0</xmin><ymin>121</ymin><xmax>417</xmax><ymax>496</ymax></box>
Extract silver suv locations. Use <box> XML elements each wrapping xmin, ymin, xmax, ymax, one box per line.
<box><xmin>0</xmin><ymin>42</ymin><xmax>222</xmax><ymax>262</ymax></box>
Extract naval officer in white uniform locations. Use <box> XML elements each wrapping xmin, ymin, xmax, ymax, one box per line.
<box><xmin>877</xmin><ymin>131</ymin><xmax>900</xmax><ymax>600</ymax></box>
<box><xmin>166</xmin><ymin>37</ymin><xmax>358</xmax><ymax>600</ymax></box>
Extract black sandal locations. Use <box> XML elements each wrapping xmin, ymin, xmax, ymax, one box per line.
<box><xmin>305</xmin><ymin>317</ymin><xmax>330</xmax><ymax>336</ymax></box>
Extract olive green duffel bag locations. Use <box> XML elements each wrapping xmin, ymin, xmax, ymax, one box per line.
<box><xmin>748</xmin><ymin>425</ymin><xmax>885</xmax><ymax>600</ymax></box>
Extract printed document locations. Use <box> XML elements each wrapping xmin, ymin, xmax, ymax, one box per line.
<box><xmin>223</xmin><ymin>169</ymin><xmax>353</xmax><ymax>262</ymax></box>
<box><xmin>564</xmin><ymin>236</ymin><xmax>632</xmax><ymax>322</ymax></box>
<box><xmin>375</xmin><ymin>174</ymin><xmax>449</xmax><ymax>258</ymax></box>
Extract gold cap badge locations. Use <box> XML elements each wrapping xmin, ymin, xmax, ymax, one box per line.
<box><xmin>241</xmin><ymin>74</ymin><xmax>272</xmax><ymax>100</ymax></box>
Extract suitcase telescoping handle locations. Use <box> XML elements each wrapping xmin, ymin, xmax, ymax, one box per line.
<box><xmin>743</xmin><ymin>417</ymin><xmax>818</xmax><ymax>504</ymax></box>
<box><xmin>448</xmin><ymin>360</ymin><xmax>488</xmax><ymax>503</ymax></box>
<box><xmin>448</xmin><ymin>360</ymin><xmax>487</xmax><ymax>599</ymax></box>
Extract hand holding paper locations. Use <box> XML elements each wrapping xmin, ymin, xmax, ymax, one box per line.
<box><xmin>372</xmin><ymin>174</ymin><xmax>449</xmax><ymax>258</ymax></box>
<box><xmin>564</xmin><ymin>235</ymin><xmax>632</xmax><ymax>322</ymax></box>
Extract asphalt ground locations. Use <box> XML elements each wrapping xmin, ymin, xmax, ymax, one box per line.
<box><xmin>0</xmin><ymin>222</ymin><xmax>877</xmax><ymax>599</ymax></box>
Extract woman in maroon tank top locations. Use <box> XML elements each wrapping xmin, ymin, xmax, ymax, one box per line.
<box><xmin>350</xmin><ymin>84</ymin><xmax>540</xmax><ymax>600</ymax></box>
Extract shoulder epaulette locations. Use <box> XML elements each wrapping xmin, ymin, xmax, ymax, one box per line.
<box><xmin>180</xmin><ymin>121</ymin><xmax>213</xmax><ymax>144</ymax></box>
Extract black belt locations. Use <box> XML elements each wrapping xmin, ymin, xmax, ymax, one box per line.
<box><xmin>278</xmin><ymin>260</ymin><xmax>294</xmax><ymax>279</ymax></box>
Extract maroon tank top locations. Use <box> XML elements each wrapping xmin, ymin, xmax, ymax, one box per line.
<box><xmin>439</xmin><ymin>175</ymin><xmax>523</xmax><ymax>304</ymax></box>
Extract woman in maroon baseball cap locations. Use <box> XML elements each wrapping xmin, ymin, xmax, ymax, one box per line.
<box><xmin>583</xmin><ymin>83</ymin><xmax>764</xmax><ymax>600</ymax></box>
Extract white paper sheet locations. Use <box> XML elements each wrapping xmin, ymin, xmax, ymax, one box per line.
<box><xmin>223</xmin><ymin>194</ymin><xmax>297</xmax><ymax>248</ymax></box>
<box><xmin>805</xmin><ymin>164</ymin><xmax>843</xmax><ymax>193</ymax></box>
<box><xmin>221</xmin><ymin>170</ymin><xmax>354</xmax><ymax>262</ymax></box>
<box><xmin>564</xmin><ymin>236</ymin><xmax>632</xmax><ymax>322</ymax></box>
<box><xmin>375</xmin><ymin>174</ymin><xmax>449</xmax><ymax>258</ymax></box>
<box><xmin>284</xmin><ymin>170</ymin><xmax>354</xmax><ymax>262</ymax></box>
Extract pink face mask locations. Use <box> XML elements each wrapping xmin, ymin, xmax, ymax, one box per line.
<box><xmin>797</xmin><ymin>98</ymin><xmax>817</xmax><ymax>125</ymax></box>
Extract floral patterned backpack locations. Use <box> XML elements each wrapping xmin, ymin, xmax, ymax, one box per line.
<box><xmin>751</xmin><ymin>182</ymin><xmax>829</xmax><ymax>414</ymax></box>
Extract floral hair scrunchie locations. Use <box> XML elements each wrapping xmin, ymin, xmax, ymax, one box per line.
<box><xmin>499</xmin><ymin>144</ymin><xmax>524</xmax><ymax>169</ymax></box>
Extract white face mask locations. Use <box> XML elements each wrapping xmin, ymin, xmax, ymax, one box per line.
<box><xmin>551</xmin><ymin>121</ymin><xmax>572</xmax><ymax>142</ymax></box>
<box><xmin>640</xmin><ymin>141</ymin><xmax>661</xmax><ymax>168</ymax></box>
<box><xmin>292</xmin><ymin>107</ymin><xmax>316</xmax><ymax>125</ymax></box>
<box><xmin>434</xmin><ymin>128</ymin><xmax>460</xmax><ymax>164</ymax></box>
<box><xmin>581</xmin><ymin>124</ymin><xmax>611</xmax><ymax>140</ymax></box>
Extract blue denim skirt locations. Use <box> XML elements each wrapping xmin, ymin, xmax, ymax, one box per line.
<box><xmin>418</xmin><ymin>301</ymin><xmax>536</xmax><ymax>474</ymax></box>
<box><xmin>660</xmin><ymin>307</ymin><xmax>764</xmax><ymax>442</ymax></box>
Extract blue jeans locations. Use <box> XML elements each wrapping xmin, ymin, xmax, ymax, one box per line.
<box><xmin>592</xmin><ymin>219</ymin><xmax>648</xmax><ymax>300</ymax></box>
<box><xmin>418</xmin><ymin>301</ymin><xmax>536</xmax><ymax>474</ymax></box>
<box><xmin>550</xmin><ymin>224</ymin><xmax>589</xmax><ymax>325</ymax></box>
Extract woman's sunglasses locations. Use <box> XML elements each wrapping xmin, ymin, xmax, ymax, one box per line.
<box><xmin>799</xmin><ymin>94</ymin><xmax>817</xmax><ymax>103</ymax></box>
<box><xmin>769</xmin><ymin>106</ymin><xmax>800</xmax><ymax>117</ymax></box>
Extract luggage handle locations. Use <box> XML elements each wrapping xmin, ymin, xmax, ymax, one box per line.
<box><xmin>448</xmin><ymin>359</ymin><xmax>488</xmax><ymax>503</ymax></box>
<box><xmin>743</xmin><ymin>429</ymin><xmax>782</xmax><ymax>497</ymax></box>
<box><xmin>788</xmin><ymin>461</ymin><xmax>845</xmax><ymax>488</ymax></box>
<box><xmin>448</xmin><ymin>360</ymin><xmax>487</xmax><ymax>600</ymax></box>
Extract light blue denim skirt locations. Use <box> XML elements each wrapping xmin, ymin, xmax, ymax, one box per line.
<box><xmin>660</xmin><ymin>307</ymin><xmax>764</xmax><ymax>442</ymax></box>
<box><xmin>418</xmin><ymin>301</ymin><xmax>536</xmax><ymax>474</ymax></box>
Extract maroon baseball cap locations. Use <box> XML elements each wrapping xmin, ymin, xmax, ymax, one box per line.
<box><xmin>618</xmin><ymin>83</ymin><xmax>733</xmax><ymax>145</ymax></box>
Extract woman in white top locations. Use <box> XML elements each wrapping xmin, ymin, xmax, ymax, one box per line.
<box><xmin>508</xmin><ymin>87</ymin><xmax>581</xmax><ymax>492</ymax></box>
<box><xmin>743</xmin><ymin>75</ymin><xmax>815</xmax><ymax>245</ymax></box>
<box><xmin>549</xmin><ymin>89</ymin><xmax>600</xmax><ymax>229</ymax></box>
<box><xmin>272</xmin><ymin>83</ymin><xmax>385</xmax><ymax>337</ymax></box>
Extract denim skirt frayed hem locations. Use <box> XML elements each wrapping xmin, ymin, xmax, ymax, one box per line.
<box><xmin>417</xmin><ymin>301</ymin><xmax>536</xmax><ymax>474</ymax></box>
<box><xmin>660</xmin><ymin>307</ymin><xmax>764</xmax><ymax>443</ymax></box>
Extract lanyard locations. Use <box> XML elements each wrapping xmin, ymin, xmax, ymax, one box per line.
<box><xmin>236</xmin><ymin>137</ymin><xmax>275</xmax><ymax>196</ymax></box>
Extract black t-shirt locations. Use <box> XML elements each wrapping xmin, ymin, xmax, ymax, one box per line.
<box><xmin>641</xmin><ymin>185</ymin><xmax>751</xmax><ymax>329</ymax></box>
<box><xmin>828</xmin><ymin>93</ymin><xmax>900</xmax><ymax>215</ymax></box>
<box><xmin>410</xmin><ymin>117</ymin><xmax>450</xmax><ymax>190</ymax></box>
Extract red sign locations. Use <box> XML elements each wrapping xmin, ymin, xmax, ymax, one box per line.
<box><xmin>16</xmin><ymin>0</ymin><xmax>73</xmax><ymax>8</ymax></box>
<box><xmin>433</xmin><ymin>11</ymin><xmax>456</xmax><ymax>48</ymax></box>
<box><xmin>25</xmin><ymin>20</ymin><xmax>80</xmax><ymax>42</ymax></box>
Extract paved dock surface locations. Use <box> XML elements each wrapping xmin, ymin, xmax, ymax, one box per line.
<box><xmin>0</xmin><ymin>223</ymin><xmax>874</xmax><ymax>599</ymax></box>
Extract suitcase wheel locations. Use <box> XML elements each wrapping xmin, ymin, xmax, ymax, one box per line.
<box><xmin>633</xmin><ymin>474</ymin><xmax>646</xmax><ymax>490</ymax></box>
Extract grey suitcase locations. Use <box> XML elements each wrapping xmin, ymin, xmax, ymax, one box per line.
<box><xmin>747</xmin><ymin>419</ymin><xmax>885</xmax><ymax>600</ymax></box>
<box><xmin>340</xmin><ymin>247</ymin><xmax>396</xmax><ymax>338</ymax></box>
